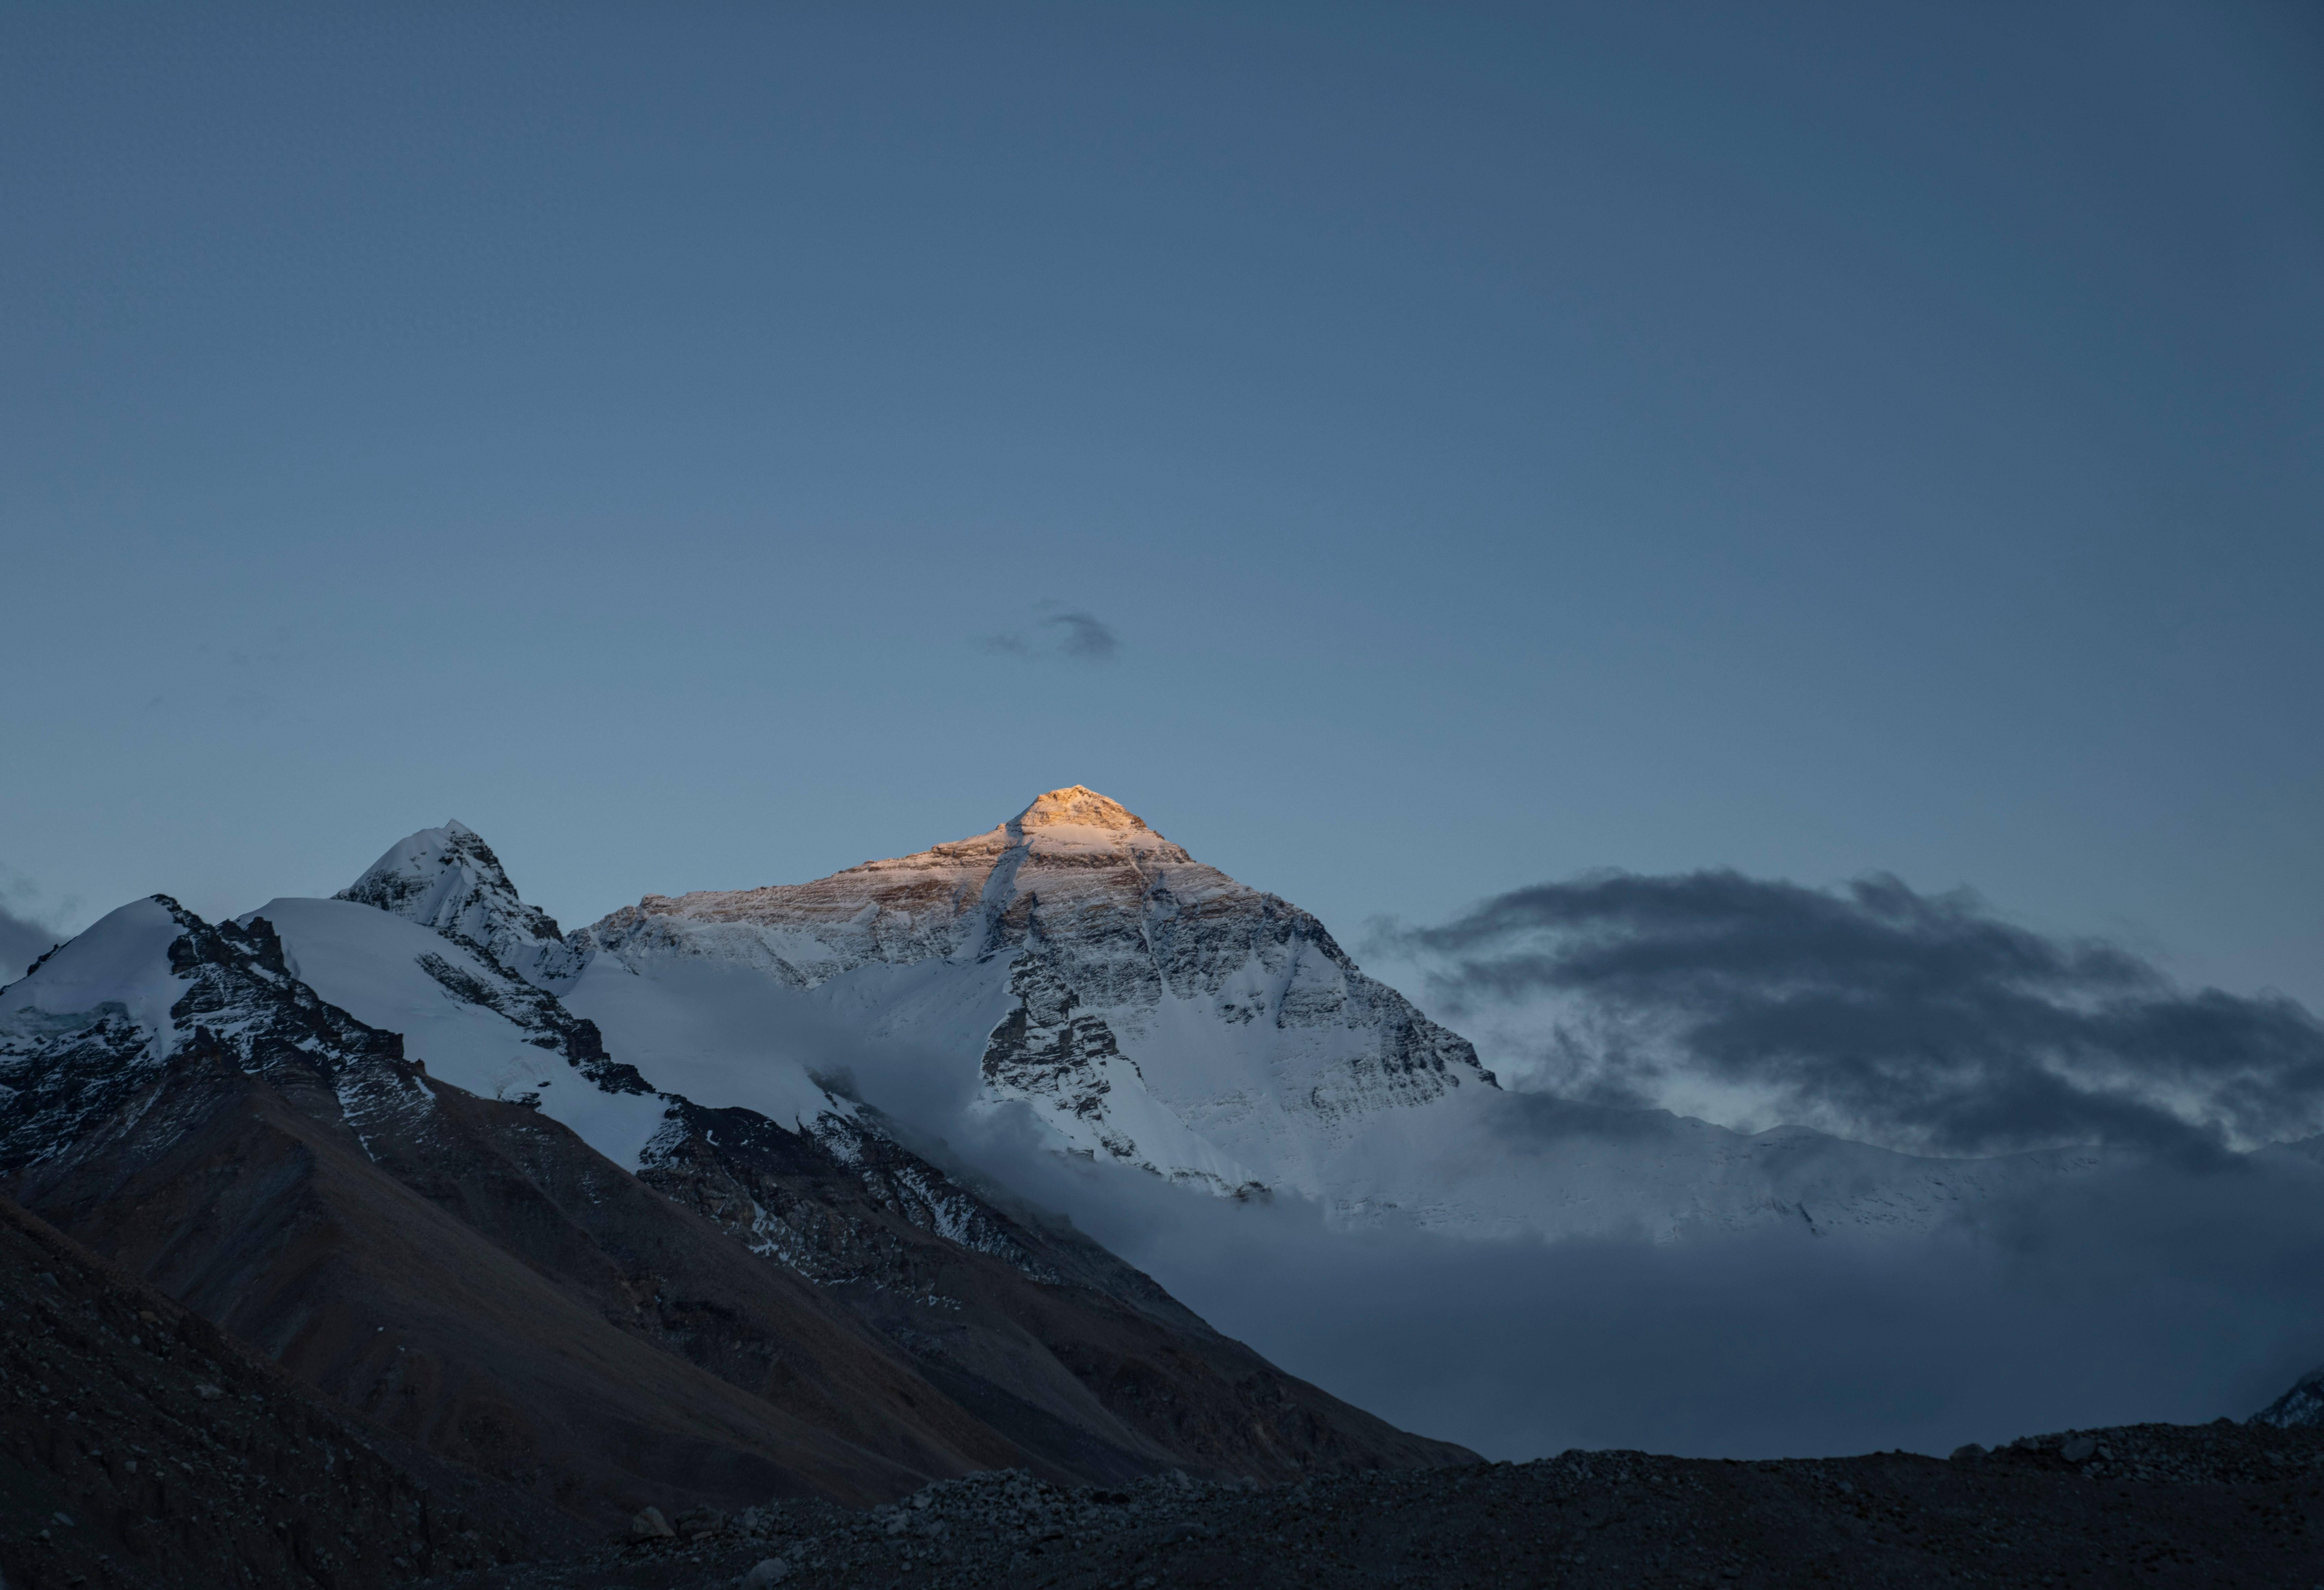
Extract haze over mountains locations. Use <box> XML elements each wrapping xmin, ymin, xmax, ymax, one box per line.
<box><xmin>314</xmin><ymin>787</ymin><xmax>2293</xmax><ymax>1246</ymax></box>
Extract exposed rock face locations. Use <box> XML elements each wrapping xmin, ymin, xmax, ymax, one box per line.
<box><xmin>640</xmin><ymin>1102</ymin><xmax>1060</xmax><ymax>1291</ymax></box>
<box><xmin>573</xmin><ymin>787</ymin><xmax>1491</xmax><ymax>1197</ymax></box>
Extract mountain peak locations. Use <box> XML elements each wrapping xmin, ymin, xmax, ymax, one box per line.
<box><xmin>1012</xmin><ymin>786</ymin><xmax>1149</xmax><ymax>835</ymax></box>
<box><xmin>338</xmin><ymin>822</ymin><xmax>579</xmax><ymax>983</ymax></box>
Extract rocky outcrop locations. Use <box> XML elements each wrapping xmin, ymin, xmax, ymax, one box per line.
<box><xmin>0</xmin><ymin>898</ymin><xmax>406</xmax><ymax>1178</ymax></box>
<box><xmin>638</xmin><ymin>1101</ymin><xmax>1060</xmax><ymax>1293</ymax></box>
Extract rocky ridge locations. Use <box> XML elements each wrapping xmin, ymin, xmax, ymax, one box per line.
<box><xmin>0</xmin><ymin>898</ymin><xmax>412</xmax><ymax>1177</ymax></box>
<box><xmin>2256</xmin><ymin>1366</ymin><xmax>2324</xmax><ymax>1430</ymax></box>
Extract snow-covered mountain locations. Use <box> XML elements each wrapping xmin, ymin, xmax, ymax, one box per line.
<box><xmin>483</xmin><ymin>785</ymin><xmax>2111</xmax><ymax>1242</ymax></box>
<box><xmin>1</xmin><ymin>857</ymin><xmax>1468</xmax><ymax>1503</ymax></box>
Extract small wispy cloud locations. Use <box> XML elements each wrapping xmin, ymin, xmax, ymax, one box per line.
<box><xmin>981</xmin><ymin>605</ymin><xmax>1123</xmax><ymax>665</ymax></box>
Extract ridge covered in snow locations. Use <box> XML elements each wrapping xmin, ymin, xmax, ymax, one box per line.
<box><xmin>0</xmin><ymin>874</ymin><xmax>1072</xmax><ymax>1304</ymax></box>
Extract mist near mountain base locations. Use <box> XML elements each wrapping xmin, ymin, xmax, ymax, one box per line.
<box><xmin>937</xmin><ymin>1119</ymin><xmax>2324</xmax><ymax>1462</ymax></box>
<box><xmin>807</xmin><ymin>990</ymin><xmax>2324</xmax><ymax>1464</ymax></box>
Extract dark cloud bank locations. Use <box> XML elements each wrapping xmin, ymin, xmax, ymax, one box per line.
<box><xmin>1389</xmin><ymin>869</ymin><xmax>2324</xmax><ymax>1160</ymax></box>
<box><xmin>830</xmin><ymin>868</ymin><xmax>2324</xmax><ymax>1464</ymax></box>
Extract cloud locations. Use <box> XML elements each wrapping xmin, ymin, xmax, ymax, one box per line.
<box><xmin>981</xmin><ymin>607</ymin><xmax>1122</xmax><ymax>664</ymax></box>
<box><xmin>0</xmin><ymin>869</ymin><xmax>70</xmax><ymax>982</ymax></box>
<box><xmin>1377</xmin><ymin>870</ymin><xmax>2324</xmax><ymax>1159</ymax></box>
<box><xmin>1042</xmin><ymin>610</ymin><xmax>1120</xmax><ymax>661</ymax></box>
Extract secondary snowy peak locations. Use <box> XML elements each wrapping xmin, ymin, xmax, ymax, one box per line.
<box><xmin>338</xmin><ymin>820</ymin><xmax>582</xmax><ymax>983</ymax></box>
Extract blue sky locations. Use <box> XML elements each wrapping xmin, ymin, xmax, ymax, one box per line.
<box><xmin>4</xmin><ymin>1</ymin><xmax>2320</xmax><ymax>1008</ymax></box>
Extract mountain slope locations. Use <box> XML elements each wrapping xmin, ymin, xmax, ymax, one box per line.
<box><xmin>337</xmin><ymin>819</ymin><xmax>585</xmax><ymax>985</ymax></box>
<box><xmin>565</xmin><ymin>786</ymin><xmax>1490</xmax><ymax>1199</ymax></box>
<box><xmin>0</xmin><ymin>1193</ymin><xmax>586</xmax><ymax>1590</ymax></box>
<box><xmin>300</xmin><ymin>825</ymin><xmax>1475</xmax><ymax>1481</ymax></box>
<box><xmin>2</xmin><ymin>876</ymin><xmax>1470</xmax><ymax>1525</ymax></box>
<box><xmin>0</xmin><ymin>900</ymin><xmax>1039</xmax><ymax>1522</ymax></box>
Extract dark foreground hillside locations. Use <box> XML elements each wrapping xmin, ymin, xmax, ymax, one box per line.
<box><xmin>0</xmin><ymin>1196</ymin><xmax>583</xmax><ymax>1590</ymax></box>
<box><xmin>7</xmin><ymin>1152</ymin><xmax>2320</xmax><ymax>1590</ymax></box>
<box><xmin>433</xmin><ymin>1419</ymin><xmax>2324</xmax><ymax>1590</ymax></box>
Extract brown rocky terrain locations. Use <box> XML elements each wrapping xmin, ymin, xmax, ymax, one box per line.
<box><xmin>638</xmin><ymin>1097</ymin><xmax>1471</xmax><ymax>1486</ymax></box>
<box><xmin>13</xmin><ymin>1024</ymin><xmax>1462</xmax><ymax>1528</ymax></box>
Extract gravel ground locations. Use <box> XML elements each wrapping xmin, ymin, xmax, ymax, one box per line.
<box><xmin>423</xmin><ymin>1416</ymin><xmax>2324</xmax><ymax>1590</ymax></box>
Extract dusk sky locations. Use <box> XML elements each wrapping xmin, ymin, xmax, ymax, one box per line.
<box><xmin>5</xmin><ymin>1</ymin><xmax>2321</xmax><ymax>1015</ymax></box>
